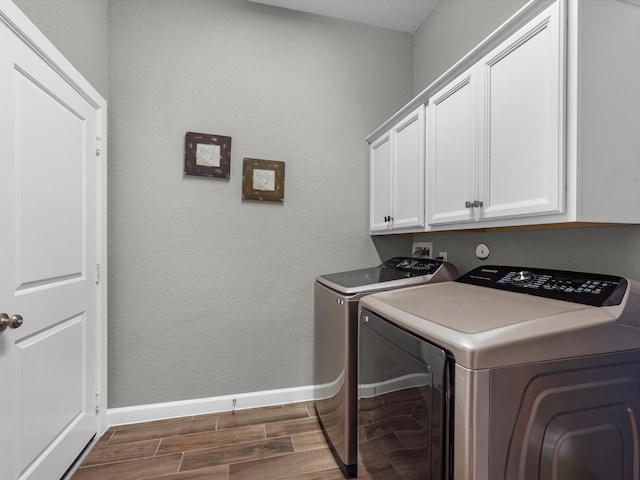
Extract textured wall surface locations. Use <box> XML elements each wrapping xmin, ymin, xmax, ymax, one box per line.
<box><xmin>107</xmin><ymin>0</ymin><xmax>412</xmax><ymax>407</ymax></box>
<box><xmin>12</xmin><ymin>0</ymin><xmax>109</xmax><ymax>98</ymax></box>
<box><xmin>413</xmin><ymin>0</ymin><xmax>527</xmax><ymax>95</ymax></box>
<box><xmin>414</xmin><ymin>225</ymin><xmax>640</xmax><ymax>279</ymax></box>
<box><xmin>19</xmin><ymin>0</ymin><xmax>640</xmax><ymax>412</ymax></box>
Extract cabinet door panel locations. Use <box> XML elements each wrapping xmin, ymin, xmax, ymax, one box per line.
<box><xmin>479</xmin><ymin>1</ymin><xmax>563</xmax><ymax>220</ymax></box>
<box><xmin>427</xmin><ymin>70</ymin><xmax>476</xmax><ymax>225</ymax></box>
<box><xmin>370</xmin><ymin>134</ymin><xmax>392</xmax><ymax>232</ymax></box>
<box><xmin>392</xmin><ymin>107</ymin><xmax>425</xmax><ymax>229</ymax></box>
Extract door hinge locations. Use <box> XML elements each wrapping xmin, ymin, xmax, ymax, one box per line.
<box><xmin>95</xmin><ymin>391</ymin><xmax>101</xmax><ymax>412</ymax></box>
<box><xmin>96</xmin><ymin>136</ymin><xmax>102</xmax><ymax>157</ymax></box>
<box><xmin>95</xmin><ymin>264</ymin><xmax>101</xmax><ymax>285</ymax></box>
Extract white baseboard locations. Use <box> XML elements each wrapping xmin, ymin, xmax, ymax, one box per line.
<box><xmin>107</xmin><ymin>384</ymin><xmax>318</xmax><ymax>427</ymax></box>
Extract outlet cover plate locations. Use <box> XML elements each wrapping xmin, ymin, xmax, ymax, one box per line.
<box><xmin>412</xmin><ymin>242</ymin><xmax>433</xmax><ymax>258</ymax></box>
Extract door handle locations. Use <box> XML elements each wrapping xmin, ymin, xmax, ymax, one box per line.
<box><xmin>0</xmin><ymin>313</ymin><xmax>23</xmax><ymax>331</ymax></box>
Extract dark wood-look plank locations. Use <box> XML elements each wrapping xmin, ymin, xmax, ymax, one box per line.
<box><xmin>291</xmin><ymin>430</ymin><xmax>329</xmax><ymax>452</ymax></box>
<box><xmin>80</xmin><ymin>438</ymin><xmax>160</xmax><ymax>466</ymax></box>
<box><xmin>72</xmin><ymin>453</ymin><xmax>182</xmax><ymax>480</ymax></box>
<box><xmin>144</xmin><ymin>465</ymin><xmax>229</xmax><ymax>480</ymax></box>
<box><xmin>71</xmin><ymin>401</ymin><xmax>375</xmax><ymax>480</ymax></box>
<box><xmin>181</xmin><ymin>436</ymin><xmax>295</xmax><ymax>471</ymax></box>
<box><xmin>265</xmin><ymin>415</ymin><xmax>322</xmax><ymax>438</ymax></box>
<box><xmin>108</xmin><ymin>416</ymin><xmax>218</xmax><ymax>445</ymax></box>
<box><xmin>217</xmin><ymin>404</ymin><xmax>311</xmax><ymax>430</ymax></box>
<box><xmin>157</xmin><ymin>424</ymin><xmax>266</xmax><ymax>455</ymax></box>
<box><xmin>227</xmin><ymin>448</ymin><xmax>337</xmax><ymax>480</ymax></box>
<box><xmin>275</xmin><ymin>469</ymin><xmax>351</xmax><ymax>480</ymax></box>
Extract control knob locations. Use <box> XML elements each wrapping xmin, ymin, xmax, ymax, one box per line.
<box><xmin>512</xmin><ymin>270</ymin><xmax>534</xmax><ymax>285</ymax></box>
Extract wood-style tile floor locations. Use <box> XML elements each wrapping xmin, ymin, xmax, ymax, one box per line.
<box><xmin>71</xmin><ymin>402</ymin><xmax>372</xmax><ymax>480</ymax></box>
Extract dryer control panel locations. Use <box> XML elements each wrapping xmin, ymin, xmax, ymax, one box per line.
<box><xmin>383</xmin><ymin>257</ymin><xmax>444</xmax><ymax>276</ymax></box>
<box><xmin>457</xmin><ymin>265</ymin><xmax>627</xmax><ymax>306</ymax></box>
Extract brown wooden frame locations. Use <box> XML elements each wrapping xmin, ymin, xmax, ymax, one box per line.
<box><xmin>184</xmin><ymin>131</ymin><xmax>231</xmax><ymax>179</ymax></box>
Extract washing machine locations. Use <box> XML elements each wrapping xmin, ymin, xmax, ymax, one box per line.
<box><xmin>359</xmin><ymin>264</ymin><xmax>640</xmax><ymax>480</ymax></box>
<box><xmin>314</xmin><ymin>257</ymin><xmax>458</xmax><ymax>477</ymax></box>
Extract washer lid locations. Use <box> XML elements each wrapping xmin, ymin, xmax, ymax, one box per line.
<box><xmin>316</xmin><ymin>257</ymin><xmax>454</xmax><ymax>295</ymax></box>
<box><xmin>360</xmin><ymin>271</ymin><xmax>640</xmax><ymax>370</ymax></box>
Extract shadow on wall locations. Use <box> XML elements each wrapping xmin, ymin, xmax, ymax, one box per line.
<box><xmin>372</xmin><ymin>235</ymin><xmax>413</xmax><ymax>262</ymax></box>
<box><xmin>413</xmin><ymin>224</ymin><xmax>640</xmax><ymax>280</ymax></box>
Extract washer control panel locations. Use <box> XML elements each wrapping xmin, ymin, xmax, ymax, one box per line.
<box><xmin>456</xmin><ymin>265</ymin><xmax>627</xmax><ymax>306</ymax></box>
<box><xmin>383</xmin><ymin>257</ymin><xmax>444</xmax><ymax>276</ymax></box>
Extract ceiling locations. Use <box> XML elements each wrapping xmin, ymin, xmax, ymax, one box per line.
<box><xmin>247</xmin><ymin>0</ymin><xmax>441</xmax><ymax>33</ymax></box>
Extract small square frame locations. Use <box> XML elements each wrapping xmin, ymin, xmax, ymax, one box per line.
<box><xmin>184</xmin><ymin>132</ymin><xmax>231</xmax><ymax>179</ymax></box>
<box><xmin>242</xmin><ymin>158</ymin><xmax>285</xmax><ymax>202</ymax></box>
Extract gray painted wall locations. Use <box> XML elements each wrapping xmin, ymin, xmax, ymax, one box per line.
<box><xmin>13</xmin><ymin>0</ymin><xmax>411</xmax><ymax>408</ymax></box>
<box><xmin>413</xmin><ymin>0</ymin><xmax>528</xmax><ymax>96</ymax></box>
<box><xmin>107</xmin><ymin>0</ymin><xmax>412</xmax><ymax>407</ymax></box>
<box><xmin>15</xmin><ymin>0</ymin><xmax>640</xmax><ymax>410</ymax></box>
<box><xmin>12</xmin><ymin>0</ymin><xmax>109</xmax><ymax>99</ymax></box>
<box><xmin>412</xmin><ymin>0</ymin><xmax>640</xmax><ymax>281</ymax></box>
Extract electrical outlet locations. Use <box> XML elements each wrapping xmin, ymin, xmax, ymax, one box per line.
<box><xmin>438</xmin><ymin>252</ymin><xmax>448</xmax><ymax>261</ymax></box>
<box><xmin>412</xmin><ymin>241</ymin><xmax>432</xmax><ymax>258</ymax></box>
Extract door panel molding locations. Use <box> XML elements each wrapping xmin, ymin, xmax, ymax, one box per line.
<box><xmin>0</xmin><ymin>3</ymin><xmax>107</xmax><ymax>480</ymax></box>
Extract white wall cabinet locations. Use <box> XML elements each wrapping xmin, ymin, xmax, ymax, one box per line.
<box><xmin>370</xmin><ymin>106</ymin><xmax>425</xmax><ymax>232</ymax></box>
<box><xmin>427</xmin><ymin>67</ymin><xmax>477</xmax><ymax>225</ymax></box>
<box><xmin>427</xmin><ymin>1</ymin><xmax>562</xmax><ymax>226</ymax></box>
<box><xmin>368</xmin><ymin>0</ymin><xmax>640</xmax><ymax>234</ymax></box>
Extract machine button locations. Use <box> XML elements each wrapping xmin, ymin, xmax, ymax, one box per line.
<box><xmin>512</xmin><ymin>270</ymin><xmax>534</xmax><ymax>286</ymax></box>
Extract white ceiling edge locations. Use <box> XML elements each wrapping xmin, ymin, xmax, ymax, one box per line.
<box><xmin>247</xmin><ymin>0</ymin><xmax>441</xmax><ymax>33</ymax></box>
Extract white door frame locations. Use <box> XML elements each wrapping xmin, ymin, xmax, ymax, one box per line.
<box><xmin>0</xmin><ymin>0</ymin><xmax>108</xmax><ymax>444</ymax></box>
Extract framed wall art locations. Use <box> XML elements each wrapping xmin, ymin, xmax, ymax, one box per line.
<box><xmin>242</xmin><ymin>158</ymin><xmax>285</xmax><ymax>202</ymax></box>
<box><xmin>184</xmin><ymin>131</ymin><xmax>231</xmax><ymax>179</ymax></box>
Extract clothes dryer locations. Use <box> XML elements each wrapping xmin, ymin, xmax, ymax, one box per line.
<box><xmin>314</xmin><ymin>257</ymin><xmax>458</xmax><ymax>477</ymax></box>
<box><xmin>359</xmin><ymin>265</ymin><xmax>640</xmax><ymax>480</ymax></box>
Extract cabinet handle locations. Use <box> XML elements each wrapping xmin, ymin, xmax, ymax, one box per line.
<box><xmin>465</xmin><ymin>201</ymin><xmax>472</xmax><ymax>208</ymax></box>
<box><xmin>473</xmin><ymin>200</ymin><xmax>483</xmax><ymax>208</ymax></box>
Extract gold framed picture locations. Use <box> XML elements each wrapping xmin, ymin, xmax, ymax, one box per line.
<box><xmin>242</xmin><ymin>158</ymin><xmax>285</xmax><ymax>202</ymax></box>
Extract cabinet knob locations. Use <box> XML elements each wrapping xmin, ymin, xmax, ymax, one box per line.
<box><xmin>465</xmin><ymin>201</ymin><xmax>472</xmax><ymax>208</ymax></box>
<box><xmin>473</xmin><ymin>200</ymin><xmax>483</xmax><ymax>208</ymax></box>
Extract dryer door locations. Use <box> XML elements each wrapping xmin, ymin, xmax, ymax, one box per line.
<box><xmin>359</xmin><ymin>309</ymin><xmax>451</xmax><ymax>480</ymax></box>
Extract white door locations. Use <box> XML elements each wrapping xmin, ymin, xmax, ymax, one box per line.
<box><xmin>0</xmin><ymin>5</ymin><xmax>105</xmax><ymax>480</ymax></box>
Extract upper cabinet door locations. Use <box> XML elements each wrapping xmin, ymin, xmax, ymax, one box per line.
<box><xmin>370</xmin><ymin>133</ymin><xmax>393</xmax><ymax>232</ymax></box>
<box><xmin>392</xmin><ymin>106</ymin><xmax>425</xmax><ymax>230</ymax></box>
<box><xmin>370</xmin><ymin>106</ymin><xmax>426</xmax><ymax>233</ymax></box>
<box><xmin>427</xmin><ymin>68</ymin><xmax>477</xmax><ymax>225</ymax></box>
<box><xmin>477</xmin><ymin>1</ymin><xmax>564</xmax><ymax>221</ymax></box>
